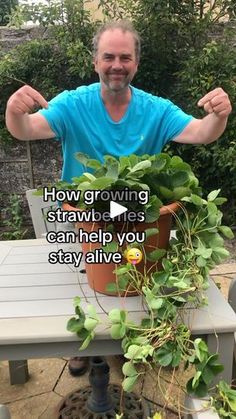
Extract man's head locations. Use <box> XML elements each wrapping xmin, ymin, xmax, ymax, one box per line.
<box><xmin>92</xmin><ymin>20</ymin><xmax>141</xmax><ymax>93</ymax></box>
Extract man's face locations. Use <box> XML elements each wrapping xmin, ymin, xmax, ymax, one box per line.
<box><xmin>94</xmin><ymin>29</ymin><xmax>139</xmax><ymax>93</ymax></box>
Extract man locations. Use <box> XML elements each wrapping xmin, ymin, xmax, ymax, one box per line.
<box><xmin>5</xmin><ymin>20</ymin><xmax>232</xmax><ymax>376</ymax></box>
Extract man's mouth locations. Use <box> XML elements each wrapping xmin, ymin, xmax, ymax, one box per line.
<box><xmin>108</xmin><ymin>73</ymin><xmax>126</xmax><ymax>77</ymax></box>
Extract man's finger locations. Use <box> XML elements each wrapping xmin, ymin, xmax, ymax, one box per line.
<box><xmin>198</xmin><ymin>91</ymin><xmax>218</xmax><ymax>107</ymax></box>
<box><xmin>203</xmin><ymin>101</ymin><xmax>214</xmax><ymax>113</ymax></box>
<box><xmin>28</xmin><ymin>91</ymin><xmax>48</xmax><ymax>109</ymax></box>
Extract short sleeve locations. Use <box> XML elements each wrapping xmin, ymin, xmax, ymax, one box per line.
<box><xmin>39</xmin><ymin>91</ymin><xmax>69</xmax><ymax>141</ymax></box>
<box><xmin>158</xmin><ymin>98</ymin><xmax>194</xmax><ymax>144</ymax></box>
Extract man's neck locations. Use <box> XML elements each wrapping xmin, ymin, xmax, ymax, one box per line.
<box><xmin>101</xmin><ymin>85</ymin><xmax>131</xmax><ymax>107</ymax></box>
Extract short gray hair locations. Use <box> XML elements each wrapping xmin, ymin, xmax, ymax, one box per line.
<box><xmin>92</xmin><ymin>20</ymin><xmax>141</xmax><ymax>62</ymax></box>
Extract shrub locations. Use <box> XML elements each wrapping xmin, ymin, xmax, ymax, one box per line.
<box><xmin>0</xmin><ymin>0</ymin><xmax>18</xmax><ymax>26</ymax></box>
<box><xmin>168</xmin><ymin>34</ymin><xmax>236</xmax><ymax>224</ymax></box>
<box><xmin>0</xmin><ymin>38</ymin><xmax>96</xmax><ymax>146</ymax></box>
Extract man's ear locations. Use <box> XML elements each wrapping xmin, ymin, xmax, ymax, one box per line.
<box><xmin>93</xmin><ymin>56</ymin><xmax>98</xmax><ymax>74</ymax></box>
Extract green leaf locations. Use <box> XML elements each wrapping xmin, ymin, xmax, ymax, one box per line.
<box><xmin>150</xmin><ymin>297</ymin><xmax>163</xmax><ymax>310</ymax></box>
<box><xmin>195</xmin><ymin>246</ymin><xmax>212</xmax><ymax>259</ymax></box>
<box><xmin>79</xmin><ymin>331</ymin><xmax>95</xmax><ymax>350</ymax></box>
<box><xmin>73</xmin><ymin>296</ymin><xmax>81</xmax><ymax>307</ymax></box>
<box><xmin>122</xmin><ymin>361</ymin><xmax>138</xmax><ymax>377</ymax></box>
<box><xmin>144</xmin><ymin>227</ymin><xmax>159</xmax><ymax>239</ymax></box>
<box><xmin>155</xmin><ymin>348</ymin><xmax>172</xmax><ymax>366</ymax></box>
<box><xmin>83</xmin><ymin>172</ymin><xmax>96</xmax><ymax>181</ymax></box>
<box><xmin>84</xmin><ymin>317</ymin><xmax>98</xmax><ymax>331</ymax></box>
<box><xmin>106</xmin><ymin>162</ymin><xmax>119</xmax><ymax>179</ymax></box>
<box><xmin>228</xmin><ymin>398</ymin><xmax>236</xmax><ymax>412</ymax></box>
<box><xmin>147</xmin><ymin>248</ymin><xmax>166</xmax><ymax>262</ymax></box>
<box><xmin>214</xmin><ymin>197</ymin><xmax>227</xmax><ymax>205</ymax></box>
<box><xmin>115</xmin><ymin>264</ymin><xmax>132</xmax><ymax>275</ymax></box>
<box><xmin>219</xmin><ymin>226</ymin><xmax>234</xmax><ymax>239</ymax></box>
<box><xmin>66</xmin><ymin>317</ymin><xmax>84</xmax><ymax>333</ymax></box>
<box><xmin>117</xmin><ymin>276</ymin><xmax>129</xmax><ymax>291</ymax></box>
<box><xmin>129</xmin><ymin>160</ymin><xmax>151</xmax><ymax>173</ymax></box>
<box><xmin>122</xmin><ymin>375</ymin><xmax>138</xmax><ymax>392</ymax></box>
<box><xmin>90</xmin><ymin>177</ymin><xmax>115</xmax><ymax>190</ymax></box>
<box><xmin>110</xmin><ymin>323</ymin><xmax>126</xmax><ymax>339</ymax></box>
<box><xmin>171</xmin><ymin>350</ymin><xmax>182</xmax><ymax>367</ymax></box>
<box><xmin>171</xmin><ymin>171</ymin><xmax>189</xmax><ymax>188</ymax></box>
<box><xmin>194</xmin><ymin>338</ymin><xmax>208</xmax><ymax>362</ymax></box>
<box><xmin>196</xmin><ymin>256</ymin><xmax>207</xmax><ymax>267</ymax></box>
<box><xmin>207</xmin><ymin>201</ymin><xmax>218</xmax><ymax>215</ymax></box>
<box><xmin>173</xmin><ymin>186</ymin><xmax>191</xmax><ymax>200</ymax></box>
<box><xmin>192</xmin><ymin>371</ymin><xmax>202</xmax><ymax>388</ymax></box>
<box><xmin>109</xmin><ymin>309</ymin><xmax>122</xmax><ymax>323</ymax></box>
<box><xmin>190</xmin><ymin>194</ymin><xmax>203</xmax><ymax>206</ymax></box>
<box><xmin>201</xmin><ymin>366</ymin><xmax>215</xmax><ymax>385</ymax></box>
<box><xmin>213</xmin><ymin>247</ymin><xmax>229</xmax><ymax>259</ymax></box>
<box><xmin>75</xmin><ymin>152</ymin><xmax>89</xmax><ymax>166</ymax></box>
<box><xmin>207</xmin><ymin>189</ymin><xmax>221</xmax><ymax>201</ymax></box>
<box><xmin>105</xmin><ymin>282</ymin><xmax>118</xmax><ymax>293</ymax></box>
<box><xmin>87</xmin><ymin>304</ymin><xmax>99</xmax><ymax>320</ymax></box>
<box><xmin>102</xmin><ymin>241</ymin><xmax>118</xmax><ymax>253</ymax></box>
<box><xmin>86</xmin><ymin>159</ymin><xmax>102</xmax><ymax>170</ymax></box>
<box><xmin>125</xmin><ymin>345</ymin><xmax>143</xmax><ymax>360</ymax></box>
<box><xmin>186</xmin><ymin>377</ymin><xmax>208</xmax><ymax>397</ymax></box>
<box><xmin>159</xmin><ymin>186</ymin><xmax>173</xmax><ymax>200</ymax></box>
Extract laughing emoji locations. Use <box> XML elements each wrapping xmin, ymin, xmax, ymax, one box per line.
<box><xmin>126</xmin><ymin>248</ymin><xmax>143</xmax><ymax>265</ymax></box>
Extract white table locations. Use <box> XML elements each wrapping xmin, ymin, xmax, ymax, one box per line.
<box><xmin>0</xmin><ymin>239</ymin><xmax>236</xmax><ymax>385</ymax></box>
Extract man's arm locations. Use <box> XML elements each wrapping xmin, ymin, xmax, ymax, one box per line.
<box><xmin>6</xmin><ymin>85</ymin><xmax>56</xmax><ymax>140</ymax></box>
<box><xmin>174</xmin><ymin>88</ymin><xmax>232</xmax><ymax>144</ymax></box>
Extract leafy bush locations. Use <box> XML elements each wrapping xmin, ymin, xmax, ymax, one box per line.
<box><xmin>0</xmin><ymin>193</ymin><xmax>27</xmax><ymax>240</ymax></box>
<box><xmin>0</xmin><ymin>38</ymin><xmax>96</xmax><ymax>146</ymax></box>
<box><xmin>0</xmin><ymin>0</ymin><xmax>18</xmax><ymax>25</ymax></box>
<box><xmin>168</xmin><ymin>34</ymin><xmax>236</xmax><ymax>224</ymax></box>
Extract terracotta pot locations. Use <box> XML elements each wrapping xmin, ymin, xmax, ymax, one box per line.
<box><xmin>62</xmin><ymin>202</ymin><xmax>179</xmax><ymax>296</ymax></box>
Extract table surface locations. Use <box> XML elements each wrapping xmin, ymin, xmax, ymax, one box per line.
<box><xmin>1</xmin><ymin>239</ymin><xmax>236</xmax><ymax>361</ymax></box>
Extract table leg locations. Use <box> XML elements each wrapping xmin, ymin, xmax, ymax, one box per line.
<box><xmin>0</xmin><ymin>405</ymin><xmax>11</xmax><ymax>419</ymax></box>
<box><xmin>8</xmin><ymin>360</ymin><xmax>29</xmax><ymax>385</ymax></box>
<box><xmin>207</xmin><ymin>332</ymin><xmax>234</xmax><ymax>384</ymax></box>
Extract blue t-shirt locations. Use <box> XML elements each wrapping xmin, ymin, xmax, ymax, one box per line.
<box><xmin>39</xmin><ymin>83</ymin><xmax>193</xmax><ymax>182</ymax></box>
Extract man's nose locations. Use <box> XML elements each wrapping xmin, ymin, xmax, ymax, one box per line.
<box><xmin>112</xmin><ymin>57</ymin><xmax>123</xmax><ymax>69</ymax></box>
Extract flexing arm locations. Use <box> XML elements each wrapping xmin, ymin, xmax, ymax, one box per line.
<box><xmin>174</xmin><ymin>88</ymin><xmax>232</xmax><ymax>144</ymax></box>
<box><xmin>6</xmin><ymin>85</ymin><xmax>56</xmax><ymax>140</ymax></box>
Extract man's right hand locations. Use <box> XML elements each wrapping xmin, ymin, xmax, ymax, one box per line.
<box><xmin>6</xmin><ymin>85</ymin><xmax>55</xmax><ymax>141</ymax></box>
<box><xmin>7</xmin><ymin>85</ymin><xmax>48</xmax><ymax>115</ymax></box>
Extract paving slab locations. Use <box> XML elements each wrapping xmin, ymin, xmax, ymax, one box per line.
<box><xmin>210</xmin><ymin>263</ymin><xmax>236</xmax><ymax>275</ymax></box>
<box><xmin>6</xmin><ymin>391</ymin><xmax>62</xmax><ymax>419</ymax></box>
<box><xmin>211</xmin><ymin>275</ymin><xmax>234</xmax><ymax>299</ymax></box>
<box><xmin>141</xmin><ymin>363</ymin><xmax>194</xmax><ymax>416</ymax></box>
<box><xmin>0</xmin><ymin>358</ymin><xmax>66</xmax><ymax>403</ymax></box>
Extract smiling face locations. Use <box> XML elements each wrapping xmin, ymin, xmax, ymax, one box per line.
<box><xmin>94</xmin><ymin>28</ymin><xmax>139</xmax><ymax>94</ymax></box>
<box><xmin>126</xmin><ymin>248</ymin><xmax>143</xmax><ymax>265</ymax></box>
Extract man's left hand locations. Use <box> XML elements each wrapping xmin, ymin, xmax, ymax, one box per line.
<box><xmin>198</xmin><ymin>87</ymin><xmax>232</xmax><ymax>118</ymax></box>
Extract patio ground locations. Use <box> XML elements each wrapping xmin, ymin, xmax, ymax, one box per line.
<box><xmin>1</xmin><ymin>259</ymin><xmax>236</xmax><ymax>419</ymax></box>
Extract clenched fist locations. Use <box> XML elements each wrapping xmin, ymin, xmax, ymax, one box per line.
<box><xmin>7</xmin><ymin>85</ymin><xmax>48</xmax><ymax>115</ymax></box>
<box><xmin>198</xmin><ymin>87</ymin><xmax>232</xmax><ymax>118</ymax></box>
